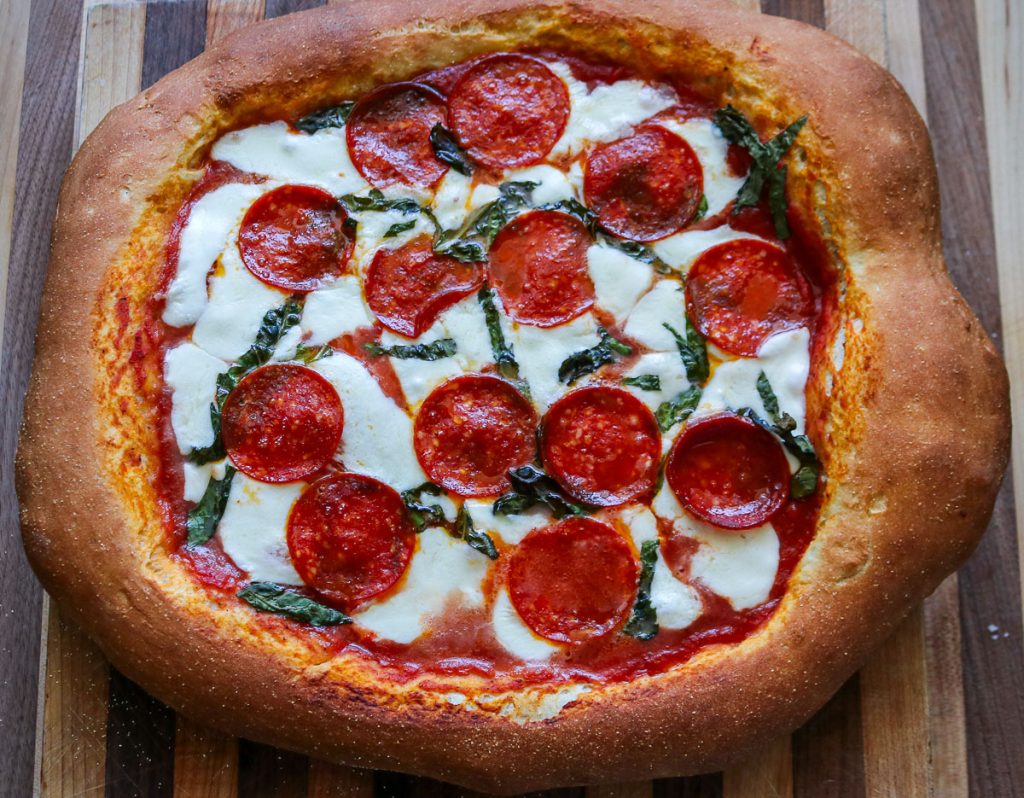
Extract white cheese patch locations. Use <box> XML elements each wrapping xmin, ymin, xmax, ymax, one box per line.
<box><xmin>698</xmin><ymin>327</ymin><xmax>811</xmax><ymax>433</ymax></box>
<box><xmin>656</xmin><ymin>117</ymin><xmax>746</xmax><ymax>217</ymax></box>
<box><xmin>302</xmin><ymin>275</ymin><xmax>372</xmax><ymax>345</ymax></box>
<box><xmin>431</xmin><ymin>170</ymin><xmax>473</xmax><ymax>230</ymax></box>
<box><xmin>586</xmin><ymin>244</ymin><xmax>653</xmax><ymax>323</ymax></box>
<box><xmin>685</xmin><ymin>517</ymin><xmax>780</xmax><ymax>611</ymax></box>
<box><xmin>182</xmin><ymin>459</ymin><xmax>228</xmax><ymax>503</ymax></box>
<box><xmin>354</xmin><ymin>527</ymin><xmax>490</xmax><ymax>644</ymax></box>
<box><xmin>621</xmin><ymin>352</ymin><xmax>690</xmax><ymax>412</ymax></box>
<box><xmin>464</xmin><ymin>499</ymin><xmax>551</xmax><ymax>546</ymax></box>
<box><xmin>217</xmin><ymin>475</ymin><xmax>305</xmax><ymax>585</ymax></box>
<box><xmin>652</xmin><ymin>226</ymin><xmax>763</xmax><ymax>274</ymax></box>
<box><xmin>164</xmin><ymin>342</ymin><xmax>226</xmax><ymax>454</ymax></box>
<box><xmin>211</xmin><ymin>122</ymin><xmax>368</xmax><ymax>196</ymax></box>
<box><xmin>440</xmin><ymin>294</ymin><xmax>493</xmax><ymax>371</ymax></box>
<box><xmin>548</xmin><ymin>61</ymin><xmax>677</xmax><ymax>158</ymax></box>
<box><xmin>312</xmin><ymin>353</ymin><xmax>427</xmax><ymax>490</ymax></box>
<box><xmin>491</xmin><ymin>588</ymin><xmax>559</xmax><ymax>661</ymax></box>
<box><xmin>163</xmin><ymin>182</ymin><xmax>271</xmax><ymax>327</ymax></box>
<box><xmin>622</xmin><ymin>279</ymin><xmax>687</xmax><ymax>352</ymax></box>
<box><xmin>350</xmin><ymin>209</ymin><xmax>432</xmax><ymax>272</ymax></box>
<box><xmin>271</xmin><ymin>324</ymin><xmax>302</xmax><ymax>362</ymax></box>
<box><xmin>191</xmin><ymin>245</ymin><xmax>285</xmax><ymax>361</ymax></box>
<box><xmin>381</xmin><ymin>319</ymin><xmax>463</xmax><ymax>409</ymax></box>
<box><xmin>503</xmin><ymin>164</ymin><xmax>576</xmax><ymax>206</ymax></box>
<box><xmin>511</xmin><ymin>312</ymin><xmax>600</xmax><ymax>411</ymax></box>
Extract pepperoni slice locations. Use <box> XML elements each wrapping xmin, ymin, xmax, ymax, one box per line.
<box><xmin>509</xmin><ymin>517</ymin><xmax>637</xmax><ymax>643</ymax></box>
<box><xmin>238</xmin><ymin>185</ymin><xmax>353</xmax><ymax>292</ymax></box>
<box><xmin>583</xmin><ymin>126</ymin><xmax>703</xmax><ymax>242</ymax></box>
<box><xmin>685</xmin><ymin>238</ymin><xmax>814</xmax><ymax>357</ymax></box>
<box><xmin>287</xmin><ymin>473</ymin><xmax>415</xmax><ymax>608</ymax></box>
<box><xmin>665</xmin><ymin>414</ymin><xmax>789</xmax><ymax>530</ymax></box>
<box><xmin>542</xmin><ymin>386</ymin><xmax>660</xmax><ymax>506</ymax></box>
<box><xmin>487</xmin><ymin>210</ymin><xmax>594</xmax><ymax>328</ymax></box>
<box><xmin>345</xmin><ymin>82</ymin><xmax>449</xmax><ymax>189</ymax></box>
<box><xmin>221</xmin><ymin>364</ymin><xmax>343</xmax><ymax>483</ymax></box>
<box><xmin>448</xmin><ymin>53</ymin><xmax>570</xmax><ymax>169</ymax></box>
<box><xmin>414</xmin><ymin>375</ymin><xmax>537</xmax><ymax>497</ymax></box>
<box><xmin>366</xmin><ymin>235</ymin><xmax>484</xmax><ymax>337</ymax></box>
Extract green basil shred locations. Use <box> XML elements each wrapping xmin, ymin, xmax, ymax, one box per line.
<box><xmin>493</xmin><ymin>465</ymin><xmax>587</xmax><ymax>519</ymax></box>
<box><xmin>455</xmin><ymin>506</ymin><xmax>498</xmax><ymax>560</ymax></box>
<box><xmin>432</xmin><ymin>181</ymin><xmax>537</xmax><ymax>263</ymax></box>
<box><xmin>622</xmin><ymin>374</ymin><xmax>661</xmax><ymax>391</ymax></box>
<box><xmin>745</xmin><ymin>371</ymin><xmax>821</xmax><ymax>498</ymax></box>
<box><xmin>622</xmin><ymin>539</ymin><xmax>659</xmax><ymax>640</ymax></box>
<box><xmin>186</xmin><ymin>466</ymin><xmax>237</xmax><ymax>547</ymax></box>
<box><xmin>295</xmin><ymin>102</ymin><xmax>355</xmax><ymax>134</ymax></box>
<box><xmin>558</xmin><ymin>327</ymin><xmax>632</xmax><ymax>385</ymax></box>
<box><xmin>429</xmin><ymin>124</ymin><xmax>474</xmax><ymax>176</ymax></box>
<box><xmin>655</xmin><ymin>385</ymin><xmax>702</xmax><ymax>433</ymax></box>
<box><xmin>363</xmin><ymin>337</ymin><xmax>457</xmax><ymax>361</ymax></box>
<box><xmin>401</xmin><ymin>482</ymin><xmax>447</xmax><ymax>532</ymax></box>
<box><xmin>238</xmin><ymin>582</ymin><xmax>351</xmax><ymax>626</ymax></box>
<box><xmin>477</xmin><ymin>284</ymin><xmax>521</xmax><ymax>382</ymax></box>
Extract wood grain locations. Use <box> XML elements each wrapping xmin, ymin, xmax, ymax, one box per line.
<box><xmin>174</xmin><ymin>718</ymin><xmax>238</xmax><ymax>798</ymax></box>
<box><xmin>206</xmin><ymin>0</ymin><xmax>265</xmax><ymax>47</ymax></box>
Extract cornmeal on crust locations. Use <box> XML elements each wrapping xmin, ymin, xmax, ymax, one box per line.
<box><xmin>17</xmin><ymin>0</ymin><xmax>1009</xmax><ymax>792</ymax></box>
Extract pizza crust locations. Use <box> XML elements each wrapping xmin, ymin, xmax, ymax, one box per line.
<box><xmin>17</xmin><ymin>0</ymin><xmax>1009</xmax><ymax>791</ymax></box>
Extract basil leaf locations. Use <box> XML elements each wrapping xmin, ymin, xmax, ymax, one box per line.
<box><xmin>186</xmin><ymin>466</ymin><xmax>236</xmax><ymax>547</ymax></box>
<box><xmin>364</xmin><ymin>338</ymin><xmax>457</xmax><ymax>361</ymax></box>
<box><xmin>713</xmin><ymin>105</ymin><xmax>808</xmax><ymax>239</ymax></box>
<box><xmin>655</xmin><ymin>385</ymin><xmax>702</xmax><ymax>433</ymax></box>
<box><xmin>538</xmin><ymin>198</ymin><xmax>600</xmax><ymax>235</ymax></box>
<box><xmin>737</xmin><ymin>397</ymin><xmax>820</xmax><ymax>499</ymax></box>
<box><xmin>694</xmin><ymin>194</ymin><xmax>709</xmax><ymax>221</ymax></box>
<box><xmin>456</xmin><ymin>506</ymin><xmax>498</xmax><ymax>560</ymax></box>
<box><xmin>477</xmin><ymin>284</ymin><xmax>522</xmax><ymax>384</ymax></box>
<box><xmin>295</xmin><ymin>102</ymin><xmax>355</xmax><ymax>134</ymax></box>
<box><xmin>755</xmin><ymin>370</ymin><xmax>797</xmax><ymax>433</ymax></box>
<box><xmin>433</xmin><ymin>180</ymin><xmax>538</xmax><ymax>263</ymax></box>
<box><xmin>598</xmin><ymin>234</ymin><xmax>676</xmax><ymax>275</ymax></box>
<box><xmin>493</xmin><ymin>465</ymin><xmax>587</xmax><ymax>519</ymax></box>
<box><xmin>339</xmin><ymin>188</ymin><xmax>421</xmax><ymax>215</ymax></box>
<box><xmin>429</xmin><ymin>124</ymin><xmax>474</xmax><ymax>176</ymax></box>
<box><xmin>188</xmin><ymin>297</ymin><xmax>303</xmax><ymax>464</ymax></box>
<box><xmin>238</xmin><ymin>582</ymin><xmax>351</xmax><ymax>626</ymax></box>
<box><xmin>558</xmin><ymin>327</ymin><xmax>633</xmax><ymax>385</ymax></box>
<box><xmin>622</xmin><ymin>374</ymin><xmax>661</xmax><ymax>391</ymax></box>
<box><xmin>622</xmin><ymin>539</ymin><xmax>659</xmax><ymax>640</ymax></box>
<box><xmin>401</xmin><ymin>482</ymin><xmax>446</xmax><ymax>532</ymax></box>
<box><xmin>293</xmin><ymin>343</ymin><xmax>333</xmax><ymax>364</ymax></box>
<box><xmin>384</xmin><ymin>219</ymin><xmax>417</xmax><ymax>239</ymax></box>
<box><xmin>663</xmin><ymin>320</ymin><xmax>709</xmax><ymax>385</ymax></box>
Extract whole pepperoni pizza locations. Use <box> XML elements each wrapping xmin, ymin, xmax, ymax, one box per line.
<box><xmin>17</xmin><ymin>0</ymin><xmax>1010</xmax><ymax>791</ymax></box>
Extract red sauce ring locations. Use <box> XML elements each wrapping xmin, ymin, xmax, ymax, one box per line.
<box><xmin>508</xmin><ymin>517</ymin><xmax>638</xmax><ymax>643</ymax></box>
<box><xmin>345</xmin><ymin>82</ymin><xmax>449</xmax><ymax>189</ymax></box>
<box><xmin>448</xmin><ymin>53</ymin><xmax>570</xmax><ymax>169</ymax></box>
<box><xmin>238</xmin><ymin>184</ymin><xmax>354</xmax><ymax>293</ymax></box>
<box><xmin>583</xmin><ymin>125</ymin><xmax>704</xmax><ymax>242</ymax></box>
<box><xmin>541</xmin><ymin>385</ymin><xmax>661</xmax><ymax>507</ymax></box>
<box><xmin>486</xmin><ymin>209</ymin><xmax>594</xmax><ymax>328</ymax></box>
<box><xmin>665</xmin><ymin>413</ymin><xmax>790</xmax><ymax>530</ymax></box>
<box><xmin>221</xmin><ymin>364</ymin><xmax>343</xmax><ymax>484</ymax></box>
<box><xmin>685</xmin><ymin>237</ymin><xmax>815</xmax><ymax>357</ymax></box>
<box><xmin>414</xmin><ymin>374</ymin><xmax>537</xmax><ymax>497</ymax></box>
<box><xmin>287</xmin><ymin>472</ymin><xmax>416</xmax><ymax>608</ymax></box>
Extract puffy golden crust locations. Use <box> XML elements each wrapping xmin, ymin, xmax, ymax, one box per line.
<box><xmin>17</xmin><ymin>0</ymin><xmax>1009</xmax><ymax>791</ymax></box>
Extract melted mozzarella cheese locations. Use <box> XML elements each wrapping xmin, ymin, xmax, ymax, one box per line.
<box><xmin>354</xmin><ymin>527</ymin><xmax>490</xmax><ymax>644</ymax></box>
<box><xmin>548</xmin><ymin>62</ymin><xmax>677</xmax><ymax>158</ymax></box>
<box><xmin>350</xmin><ymin>209</ymin><xmax>433</xmax><ymax>272</ymax></box>
<box><xmin>164</xmin><ymin>342</ymin><xmax>226</xmax><ymax>453</ymax></box>
<box><xmin>491</xmin><ymin>588</ymin><xmax>559</xmax><ymax>661</ymax></box>
<box><xmin>656</xmin><ymin>117</ymin><xmax>745</xmax><ymax>217</ymax></box>
<box><xmin>685</xmin><ymin>517</ymin><xmax>780</xmax><ymax>610</ymax></box>
<box><xmin>621</xmin><ymin>352</ymin><xmax>690</xmax><ymax>412</ymax></box>
<box><xmin>622</xmin><ymin>279</ymin><xmax>687</xmax><ymax>352</ymax></box>
<box><xmin>698</xmin><ymin>327</ymin><xmax>811</xmax><ymax>432</ymax></box>
<box><xmin>182</xmin><ymin>459</ymin><xmax>228</xmax><ymax>503</ymax></box>
<box><xmin>586</xmin><ymin>244</ymin><xmax>653</xmax><ymax>323</ymax></box>
<box><xmin>312</xmin><ymin>354</ymin><xmax>427</xmax><ymax>490</ymax></box>
<box><xmin>163</xmin><ymin>182</ymin><xmax>271</xmax><ymax>327</ymax></box>
<box><xmin>440</xmin><ymin>295</ymin><xmax>493</xmax><ymax>370</ymax></box>
<box><xmin>652</xmin><ymin>226</ymin><xmax>762</xmax><ymax>274</ymax></box>
<box><xmin>503</xmin><ymin>164</ymin><xmax>576</xmax><ymax>206</ymax></box>
<box><xmin>464</xmin><ymin>499</ymin><xmax>551</xmax><ymax>546</ymax></box>
<box><xmin>431</xmin><ymin>170</ymin><xmax>473</xmax><ymax>230</ymax></box>
<box><xmin>302</xmin><ymin>275</ymin><xmax>372</xmax><ymax>345</ymax></box>
<box><xmin>511</xmin><ymin>312</ymin><xmax>600</xmax><ymax>411</ymax></box>
<box><xmin>382</xmin><ymin>326</ymin><xmax>462</xmax><ymax>409</ymax></box>
<box><xmin>211</xmin><ymin>122</ymin><xmax>368</xmax><ymax>195</ymax></box>
<box><xmin>217</xmin><ymin>475</ymin><xmax>304</xmax><ymax>584</ymax></box>
<box><xmin>191</xmin><ymin>245</ymin><xmax>285</xmax><ymax>361</ymax></box>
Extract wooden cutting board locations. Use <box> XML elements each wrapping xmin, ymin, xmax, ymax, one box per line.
<box><xmin>1</xmin><ymin>0</ymin><xmax>1022</xmax><ymax>796</ymax></box>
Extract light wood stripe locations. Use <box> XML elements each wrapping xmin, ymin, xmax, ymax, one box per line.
<box><xmin>723</xmin><ymin>738</ymin><xmax>793</xmax><ymax>798</ymax></box>
<box><xmin>307</xmin><ymin>761</ymin><xmax>375</xmax><ymax>798</ymax></box>
<box><xmin>206</xmin><ymin>0</ymin><xmax>265</xmax><ymax>47</ymax></box>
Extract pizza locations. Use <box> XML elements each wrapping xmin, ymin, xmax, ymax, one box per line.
<box><xmin>17</xmin><ymin>0</ymin><xmax>1010</xmax><ymax>792</ymax></box>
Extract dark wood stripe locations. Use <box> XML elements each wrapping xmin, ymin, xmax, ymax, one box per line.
<box><xmin>141</xmin><ymin>0</ymin><xmax>208</xmax><ymax>90</ymax></box>
<box><xmin>264</xmin><ymin>0</ymin><xmax>326</xmax><ymax>18</ymax></box>
<box><xmin>654</xmin><ymin>774</ymin><xmax>723</xmax><ymax>798</ymax></box>
<box><xmin>375</xmin><ymin>769</ymin><xmax>417</xmax><ymax>797</ymax></box>
<box><xmin>237</xmin><ymin>740</ymin><xmax>309</xmax><ymax>797</ymax></box>
<box><xmin>104</xmin><ymin>669</ymin><xmax>176</xmax><ymax>798</ymax></box>
<box><xmin>920</xmin><ymin>2</ymin><xmax>1024</xmax><ymax>796</ymax></box>
<box><xmin>0</xmin><ymin>0</ymin><xmax>82</xmax><ymax>793</ymax></box>
<box><xmin>792</xmin><ymin>675</ymin><xmax>864</xmax><ymax>798</ymax></box>
<box><xmin>759</xmin><ymin>0</ymin><xmax>825</xmax><ymax>28</ymax></box>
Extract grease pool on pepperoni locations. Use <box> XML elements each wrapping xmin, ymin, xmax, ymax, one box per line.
<box><xmin>542</xmin><ymin>386</ymin><xmax>660</xmax><ymax>507</ymax></box>
<box><xmin>487</xmin><ymin>210</ymin><xmax>594</xmax><ymax>328</ymax></box>
<box><xmin>287</xmin><ymin>473</ymin><xmax>415</xmax><ymax>608</ymax></box>
<box><xmin>238</xmin><ymin>185</ymin><xmax>353</xmax><ymax>292</ymax></box>
<box><xmin>509</xmin><ymin>517</ymin><xmax>638</xmax><ymax>644</ymax></box>
<box><xmin>414</xmin><ymin>375</ymin><xmax>537</xmax><ymax>497</ymax></box>
<box><xmin>346</xmin><ymin>82</ymin><xmax>449</xmax><ymax>189</ymax></box>
<box><xmin>583</xmin><ymin>126</ymin><xmax>704</xmax><ymax>242</ymax></box>
<box><xmin>448</xmin><ymin>53</ymin><xmax>570</xmax><ymax>169</ymax></box>
<box><xmin>686</xmin><ymin>238</ymin><xmax>814</xmax><ymax>357</ymax></box>
<box><xmin>366</xmin><ymin>235</ymin><xmax>484</xmax><ymax>337</ymax></box>
<box><xmin>665</xmin><ymin>413</ymin><xmax>789</xmax><ymax>530</ymax></box>
<box><xmin>221</xmin><ymin>364</ymin><xmax>344</xmax><ymax>484</ymax></box>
